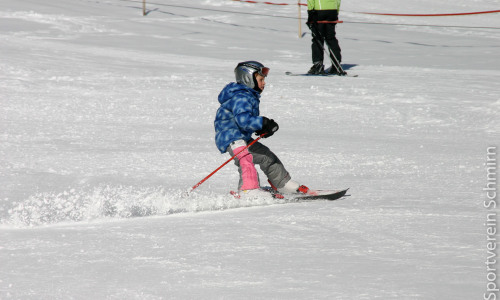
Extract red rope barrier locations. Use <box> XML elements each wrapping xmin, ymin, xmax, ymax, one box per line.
<box><xmin>232</xmin><ymin>0</ymin><xmax>290</xmax><ymax>5</ymax></box>
<box><xmin>232</xmin><ymin>0</ymin><xmax>500</xmax><ymax>16</ymax></box>
<box><xmin>360</xmin><ymin>10</ymin><xmax>500</xmax><ymax>17</ymax></box>
<box><xmin>316</xmin><ymin>20</ymin><xmax>343</xmax><ymax>24</ymax></box>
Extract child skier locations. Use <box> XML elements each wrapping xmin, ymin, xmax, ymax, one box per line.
<box><xmin>214</xmin><ymin>61</ymin><xmax>317</xmax><ymax>198</ymax></box>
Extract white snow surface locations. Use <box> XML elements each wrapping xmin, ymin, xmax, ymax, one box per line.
<box><xmin>1</xmin><ymin>0</ymin><xmax>499</xmax><ymax>298</ymax></box>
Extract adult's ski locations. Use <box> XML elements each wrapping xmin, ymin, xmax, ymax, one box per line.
<box><xmin>285</xmin><ymin>71</ymin><xmax>358</xmax><ymax>77</ymax></box>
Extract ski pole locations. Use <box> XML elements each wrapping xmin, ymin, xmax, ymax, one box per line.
<box><xmin>188</xmin><ymin>133</ymin><xmax>266</xmax><ymax>193</ymax></box>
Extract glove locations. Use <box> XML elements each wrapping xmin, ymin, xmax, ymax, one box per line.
<box><xmin>307</xmin><ymin>10</ymin><xmax>318</xmax><ymax>24</ymax></box>
<box><xmin>256</xmin><ymin>117</ymin><xmax>279</xmax><ymax>138</ymax></box>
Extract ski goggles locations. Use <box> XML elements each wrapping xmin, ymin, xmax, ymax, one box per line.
<box><xmin>257</xmin><ymin>66</ymin><xmax>270</xmax><ymax>77</ymax></box>
<box><xmin>238</xmin><ymin>62</ymin><xmax>270</xmax><ymax>77</ymax></box>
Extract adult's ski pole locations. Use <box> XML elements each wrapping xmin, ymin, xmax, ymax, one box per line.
<box><xmin>187</xmin><ymin>133</ymin><xmax>266</xmax><ymax>194</ymax></box>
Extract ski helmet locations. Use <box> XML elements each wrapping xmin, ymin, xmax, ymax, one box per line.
<box><xmin>234</xmin><ymin>61</ymin><xmax>269</xmax><ymax>90</ymax></box>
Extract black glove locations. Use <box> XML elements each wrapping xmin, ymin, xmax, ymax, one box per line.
<box><xmin>256</xmin><ymin>117</ymin><xmax>279</xmax><ymax>138</ymax></box>
<box><xmin>307</xmin><ymin>10</ymin><xmax>318</xmax><ymax>24</ymax></box>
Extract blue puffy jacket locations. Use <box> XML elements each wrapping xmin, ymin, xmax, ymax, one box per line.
<box><xmin>214</xmin><ymin>82</ymin><xmax>263</xmax><ymax>153</ymax></box>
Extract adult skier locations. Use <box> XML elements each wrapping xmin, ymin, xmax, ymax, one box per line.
<box><xmin>214</xmin><ymin>61</ymin><xmax>316</xmax><ymax>198</ymax></box>
<box><xmin>307</xmin><ymin>0</ymin><xmax>342</xmax><ymax>74</ymax></box>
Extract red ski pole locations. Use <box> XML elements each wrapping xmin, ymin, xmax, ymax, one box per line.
<box><xmin>188</xmin><ymin>134</ymin><xmax>266</xmax><ymax>193</ymax></box>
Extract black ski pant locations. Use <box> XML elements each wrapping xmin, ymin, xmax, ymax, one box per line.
<box><xmin>308</xmin><ymin>10</ymin><xmax>342</xmax><ymax>64</ymax></box>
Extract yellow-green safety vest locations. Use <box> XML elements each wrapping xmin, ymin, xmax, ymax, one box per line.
<box><xmin>307</xmin><ymin>0</ymin><xmax>341</xmax><ymax>11</ymax></box>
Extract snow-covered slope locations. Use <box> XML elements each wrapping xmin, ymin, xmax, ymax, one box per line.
<box><xmin>1</xmin><ymin>0</ymin><xmax>499</xmax><ymax>298</ymax></box>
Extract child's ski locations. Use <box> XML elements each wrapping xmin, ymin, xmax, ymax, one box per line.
<box><xmin>292</xmin><ymin>188</ymin><xmax>349</xmax><ymax>201</ymax></box>
<box><xmin>230</xmin><ymin>188</ymin><xmax>349</xmax><ymax>201</ymax></box>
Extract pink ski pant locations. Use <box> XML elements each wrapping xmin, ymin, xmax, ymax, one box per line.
<box><xmin>228</xmin><ymin>140</ymin><xmax>291</xmax><ymax>191</ymax></box>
